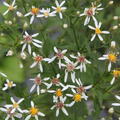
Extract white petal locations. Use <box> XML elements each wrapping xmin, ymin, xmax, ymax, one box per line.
<box><xmin>112</xmin><ymin>103</ymin><xmax>120</xmax><ymax>106</ymax></box>
<box><xmin>30</xmin><ymin>15</ymin><xmax>35</xmax><ymax>24</ymax></box>
<box><xmin>62</xmin><ymin>107</ymin><xmax>68</xmax><ymax>116</ymax></box>
<box><xmin>25</xmin><ymin>115</ymin><xmax>31</xmax><ymax>120</ymax></box>
<box><xmin>110</xmin><ymin>77</ymin><xmax>115</xmax><ymax>85</ymax></box>
<box><xmin>30</xmin><ymin>84</ymin><xmax>36</xmax><ymax>93</ymax></box>
<box><xmin>115</xmin><ymin>95</ymin><xmax>120</xmax><ymax>100</ymax></box>
<box><xmin>98</xmin><ymin>34</ymin><xmax>103</xmax><ymax>41</ymax></box>
<box><xmin>108</xmin><ymin>62</ymin><xmax>112</xmax><ymax>72</ymax></box>
<box><xmin>32</xmin><ymin>33</ymin><xmax>39</xmax><ymax>37</ymax></box>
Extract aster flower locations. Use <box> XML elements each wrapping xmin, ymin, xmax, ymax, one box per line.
<box><xmin>112</xmin><ymin>95</ymin><xmax>120</xmax><ymax>107</ymax></box>
<box><xmin>48</xmin><ymin>86</ymin><xmax>68</xmax><ymax>100</ymax></box>
<box><xmin>51</xmin><ymin>97</ymin><xmax>69</xmax><ymax>117</ymax></box>
<box><xmin>46</xmin><ymin>47</ymin><xmax>67</xmax><ymax>69</ymax></box>
<box><xmin>61</xmin><ymin>57</ymin><xmax>78</xmax><ymax>83</ymax></box>
<box><xmin>88</xmin><ymin>19</ymin><xmax>110</xmax><ymax>41</ymax></box>
<box><xmin>37</xmin><ymin>8</ymin><xmax>56</xmax><ymax>18</ymax></box>
<box><xmin>52</xmin><ymin>0</ymin><xmax>67</xmax><ymax>19</ymax></box>
<box><xmin>30</xmin><ymin>52</ymin><xmax>48</xmax><ymax>72</ymax></box>
<box><xmin>30</xmin><ymin>74</ymin><xmax>50</xmax><ymax>95</ymax></box>
<box><xmin>24</xmin><ymin>101</ymin><xmax>45</xmax><ymax>120</ymax></box>
<box><xmin>5</xmin><ymin>97</ymin><xmax>24</xmax><ymax>113</ymax></box>
<box><xmin>70</xmin><ymin>52</ymin><xmax>91</xmax><ymax>72</ymax></box>
<box><xmin>66</xmin><ymin>89</ymin><xmax>85</xmax><ymax>107</ymax></box>
<box><xmin>21</xmin><ymin>31</ymin><xmax>42</xmax><ymax>54</ymax></box>
<box><xmin>2</xmin><ymin>79</ymin><xmax>16</xmax><ymax>91</ymax></box>
<box><xmin>45</xmin><ymin>74</ymin><xmax>66</xmax><ymax>89</ymax></box>
<box><xmin>98</xmin><ymin>52</ymin><xmax>117</xmax><ymax>72</ymax></box>
<box><xmin>80</xmin><ymin>2</ymin><xmax>103</xmax><ymax>26</ymax></box>
<box><xmin>68</xmin><ymin>78</ymin><xmax>92</xmax><ymax>101</ymax></box>
<box><xmin>24</xmin><ymin>6</ymin><xmax>40</xmax><ymax>24</ymax></box>
<box><xmin>3</xmin><ymin>0</ymin><xmax>17</xmax><ymax>16</ymax></box>
<box><xmin>110</xmin><ymin>70</ymin><xmax>120</xmax><ymax>85</ymax></box>
<box><xmin>0</xmin><ymin>106</ymin><xmax>22</xmax><ymax>120</ymax></box>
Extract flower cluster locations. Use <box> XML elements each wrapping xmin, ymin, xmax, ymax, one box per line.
<box><xmin>1</xmin><ymin>0</ymin><xmax>120</xmax><ymax>119</ymax></box>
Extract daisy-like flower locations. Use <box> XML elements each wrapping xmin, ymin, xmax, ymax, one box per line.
<box><xmin>98</xmin><ymin>52</ymin><xmax>117</xmax><ymax>72</ymax></box>
<box><xmin>3</xmin><ymin>0</ymin><xmax>17</xmax><ymax>16</ymax></box>
<box><xmin>24</xmin><ymin>101</ymin><xmax>45</xmax><ymax>120</ymax></box>
<box><xmin>112</xmin><ymin>95</ymin><xmax>120</xmax><ymax>107</ymax></box>
<box><xmin>47</xmin><ymin>47</ymin><xmax>67</xmax><ymax>69</ymax></box>
<box><xmin>110</xmin><ymin>70</ymin><xmax>120</xmax><ymax>85</ymax></box>
<box><xmin>88</xmin><ymin>19</ymin><xmax>110</xmax><ymax>41</ymax></box>
<box><xmin>24</xmin><ymin>6</ymin><xmax>40</xmax><ymax>24</ymax></box>
<box><xmin>66</xmin><ymin>89</ymin><xmax>85</xmax><ymax>107</ymax></box>
<box><xmin>52</xmin><ymin>0</ymin><xmax>67</xmax><ymax>19</ymax></box>
<box><xmin>0</xmin><ymin>106</ymin><xmax>22</xmax><ymax>120</ymax></box>
<box><xmin>21</xmin><ymin>31</ymin><xmax>42</xmax><ymax>55</ymax></box>
<box><xmin>51</xmin><ymin>97</ymin><xmax>69</xmax><ymax>117</ymax></box>
<box><xmin>30</xmin><ymin>74</ymin><xmax>50</xmax><ymax>95</ymax></box>
<box><xmin>48</xmin><ymin>86</ymin><xmax>68</xmax><ymax>100</ymax></box>
<box><xmin>5</xmin><ymin>97</ymin><xmax>24</xmax><ymax>113</ymax></box>
<box><xmin>30</xmin><ymin>52</ymin><xmax>48</xmax><ymax>72</ymax></box>
<box><xmin>37</xmin><ymin>8</ymin><xmax>56</xmax><ymax>18</ymax></box>
<box><xmin>2</xmin><ymin>79</ymin><xmax>16</xmax><ymax>91</ymax></box>
<box><xmin>68</xmin><ymin>78</ymin><xmax>92</xmax><ymax>101</ymax></box>
<box><xmin>70</xmin><ymin>52</ymin><xmax>91</xmax><ymax>72</ymax></box>
<box><xmin>45</xmin><ymin>74</ymin><xmax>66</xmax><ymax>89</ymax></box>
<box><xmin>80</xmin><ymin>2</ymin><xmax>103</xmax><ymax>26</ymax></box>
<box><xmin>61</xmin><ymin>57</ymin><xmax>77</xmax><ymax>83</ymax></box>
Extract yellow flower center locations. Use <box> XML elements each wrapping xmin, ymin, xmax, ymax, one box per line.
<box><xmin>29</xmin><ymin>107</ymin><xmax>38</xmax><ymax>116</ymax></box>
<box><xmin>56</xmin><ymin>89</ymin><xmax>62</xmax><ymax>97</ymax></box>
<box><xmin>13</xmin><ymin>103</ymin><xmax>19</xmax><ymax>108</ymax></box>
<box><xmin>8</xmin><ymin>6</ymin><xmax>14</xmax><ymax>10</ymax></box>
<box><xmin>56</xmin><ymin>7</ymin><xmax>62</xmax><ymax>12</ymax></box>
<box><xmin>95</xmin><ymin>28</ymin><xmax>102</xmax><ymax>34</ymax></box>
<box><xmin>113</xmin><ymin>70</ymin><xmax>120</xmax><ymax>77</ymax></box>
<box><xmin>108</xmin><ymin>54</ymin><xmax>117</xmax><ymax>62</ymax></box>
<box><xmin>44</xmin><ymin>12</ymin><xmax>49</xmax><ymax>17</ymax></box>
<box><xmin>73</xmin><ymin>94</ymin><xmax>82</xmax><ymax>102</ymax></box>
<box><xmin>31</xmin><ymin>8</ymin><xmax>39</xmax><ymax>15</ymax></box>
<box><xmin>7</xmin><ymin>81</ymin><xmax>13</xmax><ymax>88</ymax></box>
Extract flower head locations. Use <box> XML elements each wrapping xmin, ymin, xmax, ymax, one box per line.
<box><xmin>24</xmin><ymin>101</ymin><xmax>45</xmax><ymax>120</ymax></box>
<box><xmin>21</xmin><ymin>31</ymin><xmax>42</xmax><ymax>54</ymax></box>
<box><xmin>3</xmin><ymin>0</ymin><xmax>17</xmax><ymax>16</ymax></box>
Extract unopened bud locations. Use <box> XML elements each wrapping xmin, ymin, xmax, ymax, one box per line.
<box><xmin>63</xmin><ymin>24</ymin><xmax>68</xmax><ymax>28</ymax></box>
<box><xmin>16</xmin><ymin>11</ymin><xmax>23</xmax><ymax>17</ymax></box>
<box><xmin>20</xmin><ymin>52</ymin><xmax>27</xmax><ymax>59</ymax></box>
<box><xmin>108</xmin><ymin>107</ymin><xmax>114</xmax><ymax>114</ymax></box>
<box><xmin>111</xmin><ymin>41</ymin><xmax>116</xmax><ymax>48</ymax></box>
<box><xmin>108</xmin><ymin>1</ymin><xmax>114</xmax><ymax>5</ymax></box>
<box><xmin>113</xmin><ymin>16</ymin><xmax>119</xmax><ymax>20</ymax></box>
<box><xmin>6</xmin><ymin>50</ymin><xmax>14</xmax><ymax>56</ymax></box>
<box><xmin>112</xmin><ymin>25</ymin><xmax>118</xmax><ymax>30</ymax></box>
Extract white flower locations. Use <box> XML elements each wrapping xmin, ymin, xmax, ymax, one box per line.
<box><xmin>2</xmin><ymin>79</ymin><xmax>16</xmax><ymax>91</ymax></box>
<box><xmin>21</xmin><ymin>31</ymin><xmax>42</xmax><ymax>54</ymax></box>
<box><xmin>88</xmin><ymin>19</ymin><xmax>110</xmax><ymax>41</ymax></box>
<box><xmin>70</xmin><ymin>52</ymin><xmax>91</xmax><ymax>72</ymax></box>
<box><xmin>24</xmin><ymin>6</ymin><xmax>40</xmax><ymax>24</ymax></box>
<box><xmin>67</xmin><ymin>78</ymin><xmax>92</xmax><ymax>105</ymax></box>
<box><xmin>112</xmin><ymin>95</ymin><xmax>120</xmax><ymax>106</ymax></box>
<box><xmin>52</xmin><ymin>0</ymin><xmax>67</xmax><ymax>19</ymax></box>
<box><xmin>0</xmin><ymin>106</ymin><xmax>22</xmax><ymax>120</ymax></box>
<box><xmin>110</xmin><ymin>70</ymin><xmax>120</xmax><ymax>85</ymax></box>
<box><xmin>51</xmin><ymin>97</ymin><xmax>69</xmax><ymax>117</ymax></box>
<box><xmin>66</xmin><ymin>89</ymin><xmax>84</xmax><ymax>107</ymax></box>
<box><xmin>48</xmin><ymin>86</ymin><xmax>68</xmax><ymax>101</ymax></box>
<box><xmin>46</xmin><ymin>47</ymin><xmax>67</xmax><ymax>69</ymax></box>
<box><xmin>61</xmin><ymin>57</ymin><xmax>77</xmax><ymax>83</ymax></box>
<box><xmin>5</xmin><ymin>97</ymin><xmax>24</xmax><ymax>113</ymax></box>
<box><xmin>37</xmin><ymin>8</ymin><xmax>56</xmax><ymax>18</ymax></box>
<box><xmin>30</xmin><ymin>74</ymin><xmax>50</xmax><ymax>95</ymax></box>
<box><xmin>80</xmin><ymin>3</ymin><xmax>103</xmax><ymax>25</ymax></box>
<box><xmin>98</xmin><ymin>53</ymin><xmax>117</xmax><ymax>72</ymax></box>
<box><xmin>45</xmin><ymin>74</ymin><xmax>66</xmax><ymax>89</ymax></box>
<box><xmin>24</xmin><ymin>101</ymin><xmax>45</xmax><ymax>120</ymax></box>
<box><xmin>30</xmin><ymin>52</ymin><xmax>48</xmax><ymax>72</ymax></box>
<box><xmin>3</xmin><ymin>0</ymin><xmax>17</xmax><ymax>16</ymax></box>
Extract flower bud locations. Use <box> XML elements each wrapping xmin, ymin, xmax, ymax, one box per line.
<box><xmin>111</xmin><ymin>41</ymin><xmax>116</xmax><ymax>48</ymax></box>
<box><xmin>20</xmin><ymin>52</ymin><xmax>27</xmax><ymax>59</ymax></box>
<box><xmin>63</xmin><ymin>24</ymin><xmax>68</xmax><ymax>28</ymax></box>
<box><xmin>16</xmin><ymin>11</ymin><xmax>23</xmax><ymax>17</ymax></box>
<box><xmin>113</xmin><ymin>16</ymin><xmax>119</xmax><ymax>20</ymax></box>
<box><xmin>6</xmin><ymin>50</ymin><xmax>14</xmax><ymax>56</ymax></box>
<box><xmin>108</xmin><ymin>1</ymin><xmax>114</xmax><ymax>5</ymax></box>
<box><xmin>108</xmin><ymin>107</ymin><xmax>114</xmax><ymax>114</ymax></box>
